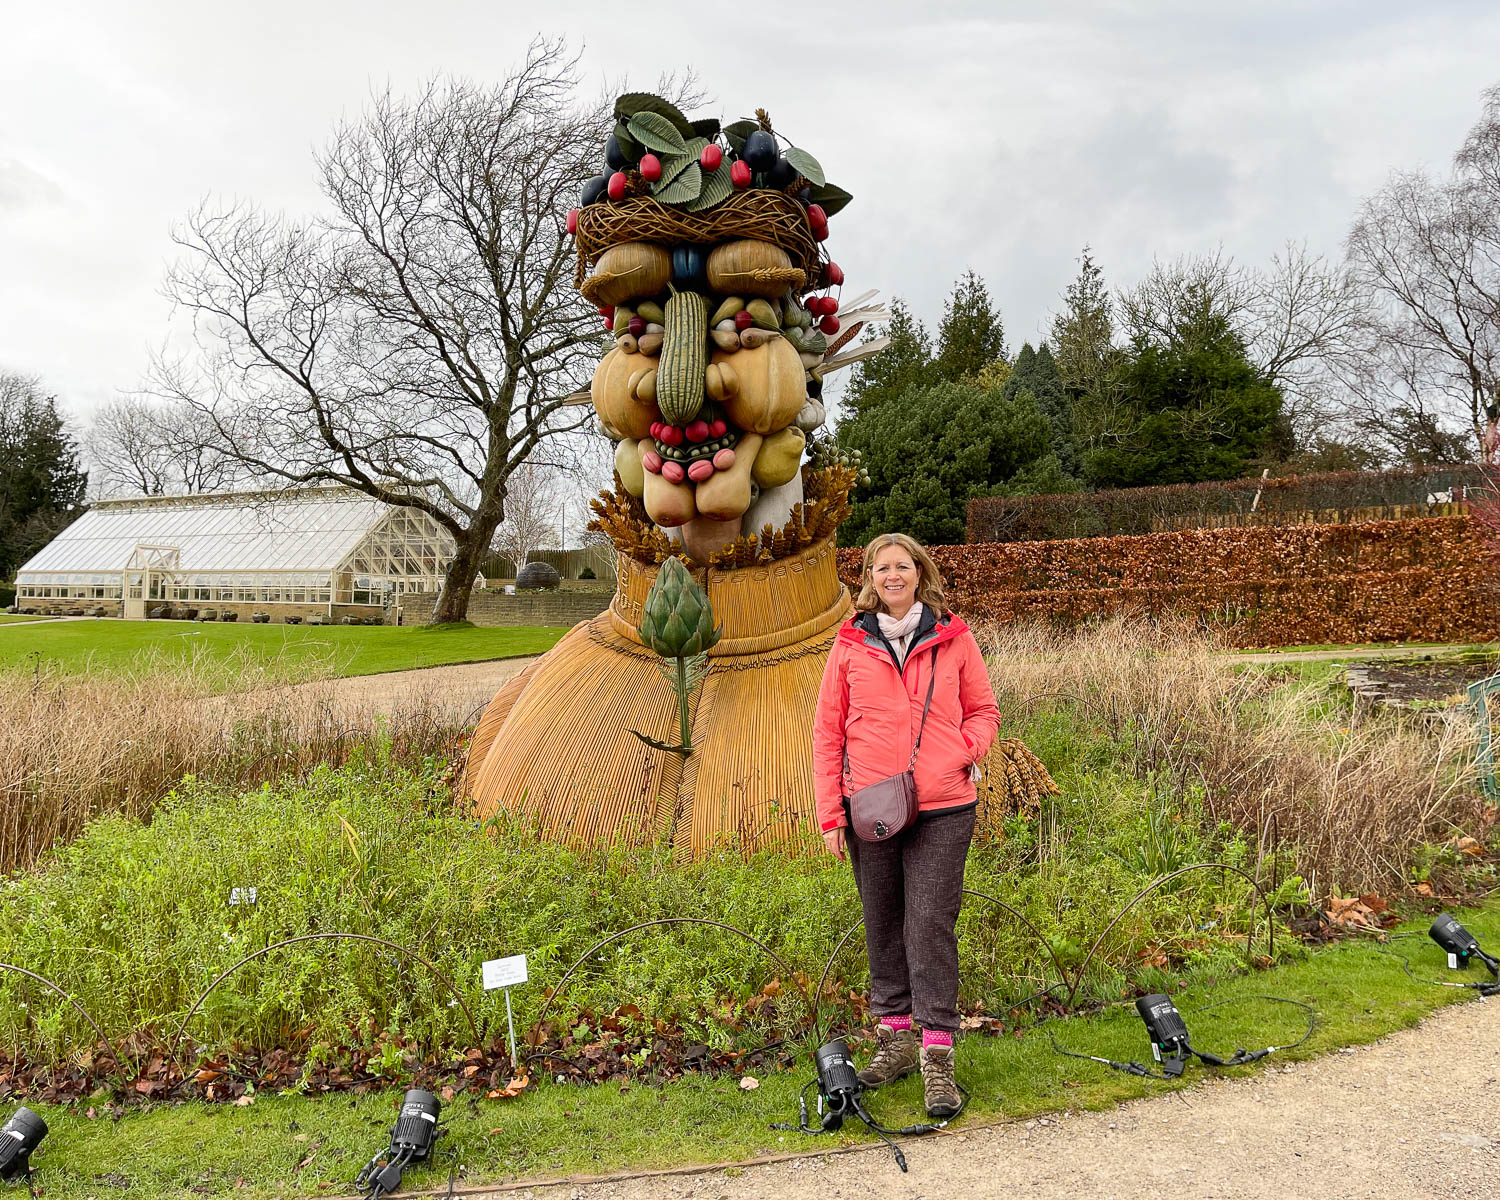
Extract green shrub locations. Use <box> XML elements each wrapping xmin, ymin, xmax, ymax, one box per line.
<box><xmin>0</xmin><ymin>732</ymin><xmax>1269</xmax><ymax>1064</ymax></box>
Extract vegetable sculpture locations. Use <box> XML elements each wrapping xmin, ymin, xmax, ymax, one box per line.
<box><xmin>462</xmin><ymin>93</ymin><xmax>1055</xmax><ymax>857</ymax></box>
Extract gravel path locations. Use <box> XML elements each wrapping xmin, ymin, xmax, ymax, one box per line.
<box><xmin>506</xmin><ymin>997</ymin><xmax>1498</xmax><ymax>1200</ymax></box>
<box><xmin>311</xmin><ymin>656</ymin><xmax>540</xmax><ymax>716</ymax></box>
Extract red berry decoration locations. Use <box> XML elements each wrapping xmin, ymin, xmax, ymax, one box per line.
<box><xmin>640</xmin><ymin>154</ymin><xmax>662</xmax><ymax>182</ymax></box>
<box><xmin>659</xmin><ymin>424</ymin><xmax>684</xmax><ymax>447</ymax></box>
<box><xmin>807</xmin><ymin>203</ymin><xmax>827</xmax><ymax>227</ymax></box>
<box><xmin>650</xmin><ymin>421</ymin><xmax>664</xmax><ymax>439</ymax></box>
<box><xmin>708</xmin><ymin>419</ymin><xmax>727</xmax><ymax>438</ymax></box>
<box><xmin>733</xmin><ymin>310</ymin><xmax>754</xmax><ymax>331</ymax></box>
<box><xmin>820</xmin><ymin>314</ymin><xmax>841</xmax><ymax>335</ymax></box>
<box><xmin>813</xmin><ymin>223</ymin><xmax>829</xmax><ymax>242</ymax></box>
<box><xmin>598</xmin><ymin>305</ymin><xmax>614</xmax><ymax>318</ymax></box>
<box><xmin>628</xmin><ymin>316</ymin><xmax>647</xmax><ymax>336</ymax></box>
<box><xmin>825</xmin><ymin>261</ymin><xmax>845</xmax><ymax>286</ymax></box>
<box><xmin>701</xmin><ymin>144</ymin><xmax>723</xmax><ymax>172</ymax></box>
<box><xmin>566</xmin><ymin>208</ymin><xmax>579</xmax><ymax>235</ymax></box>
<box><xmin>730</xmin><ymin>160</ymin><xmax>752</xmax><ymax>189</ymax></box>
<box><xmin>685</xmin><ymin>419</ymin><xmax>710</xmax><ymax>443</ymax></box>
<box><xmin>607</xmin><ymin>170</ymin><xmax>628</xmax><ymax>201</ymax></box>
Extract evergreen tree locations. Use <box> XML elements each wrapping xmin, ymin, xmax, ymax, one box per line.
<box><xmin>0</xmin><ymin>372</ymin><xmax>87</xmax><ymax>580</ymax></box>
<box><xmin>838</xmin><ymin>379</ymin><xmax>1052</xmax><ymax>547</ymax></box>
<box><xmin>1050</xmin><ymin>248</ymin><xmax>1119</xmax><ymax>400</ymax></box>
<box><xmin>1083</xmin><ymin>315</ymin><xmax>1290</xmax><ymax>488</ymax></box>
<box><xmin>1003</xmin><ymin>341</ymin><xmax>1075</xmax><ymax>478</ymax></box>
<box><xmin>934</xmin><ymin>270</ymin><xmax>1007</xmax><ymax>382</ymax></box>
<box><xmin>837</xmin><ymin>298</ymin><xmax>932</xmax><ymax>427</ymax></box>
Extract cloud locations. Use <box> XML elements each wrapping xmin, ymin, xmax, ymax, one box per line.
<box><xmin>0</xmin><ymin>159</ymin><xmax>63</xmax><ymax>211</ymax></box>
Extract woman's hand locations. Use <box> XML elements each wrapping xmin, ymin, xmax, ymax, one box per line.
<box><xmin>822</xmin><ymin>827</ymin><xmax>846</xmax><ymax>861</ymax></box>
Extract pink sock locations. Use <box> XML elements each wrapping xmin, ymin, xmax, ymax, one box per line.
<box><xmin>922</xmin><ymin>1029</ymin><xmax>953</xmax><ymax>1049</ymax></box>
<box><xmin>880</xmin><ymin>1014</ymin><xmax>912</xmax><ymax>1032</ymax></box>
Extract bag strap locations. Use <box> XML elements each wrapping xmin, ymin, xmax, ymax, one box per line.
<box><xmin>842</xmin><ymin>644</ymin><xmax>942</xmax><ymax>784</ymax></box>
<box><xmin>907</xmin><ymin>646</ymin><xmax>940</xmax><ymax>770</ymax></box>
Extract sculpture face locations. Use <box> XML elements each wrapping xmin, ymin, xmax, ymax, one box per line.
<box><xmin>568</xmin><ymin>100</ymin><xmax>858</xmax><ymax>565</ymax></box>
<box><xmin>586</xmin><ymin>235</ymin><xmax>825</xmax><ymax>562</ymax></box>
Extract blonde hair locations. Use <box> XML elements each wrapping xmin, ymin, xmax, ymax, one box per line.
<box><xmin>854</xmin><ymin>532</ymin><xmax>948</xmax><ymax>616</ymax></box>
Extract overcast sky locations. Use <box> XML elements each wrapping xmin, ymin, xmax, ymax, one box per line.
<box><xmin>3</xmin><ymin>0</ymin><xmax>1499</xmax><ymax>435</ymax></box>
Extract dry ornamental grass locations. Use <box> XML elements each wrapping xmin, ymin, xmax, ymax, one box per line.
<box><xmin>0</xmin><ymin>649</ymin><xmax>474</xmax><ymax>875</ymax></box>
<box><xmin>976</xmin><ymin>617</ymin><xmax>1488</xmax><ymax>897</ymax></box>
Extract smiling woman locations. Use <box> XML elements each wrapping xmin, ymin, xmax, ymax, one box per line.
<box><xmin>812</xmin><ymin>530</ymin><xmax>1001</xmax><ymax>1118</ymax></box>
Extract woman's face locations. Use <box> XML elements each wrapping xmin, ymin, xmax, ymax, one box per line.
<box><xmin>870</xmin><ymin>543</ymin><xmax>920</xmax><ymax>611</ymax></box>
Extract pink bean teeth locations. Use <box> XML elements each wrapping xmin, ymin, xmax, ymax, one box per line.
<box><xmin>661</xmin><ymin>460</ymin><xmax>686</xmax><ymax>483</ymax></box>
<box><xmin>687</xmin><ymin>459</ymin><xmax>715</xmax><ymax>482</ymax></box>
<box><xmin>712</xmin><ymin>448</ymin><xmax>736</xmax><ymax>470</ymax></box>
<box><xmin>642</xmin><ymin>450</ymin><xmax>663</xmax><ymax>473</ymax></box>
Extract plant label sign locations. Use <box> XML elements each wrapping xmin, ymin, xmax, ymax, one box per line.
<box><xmin>482</xmin><ymin>954</ymin><xmax>528</xmax><ymax>991</ymax></box>
<box><xmin>229</xmin><ymin>887</ymin><xmax>258</xmax><ymax>906</ymax></box>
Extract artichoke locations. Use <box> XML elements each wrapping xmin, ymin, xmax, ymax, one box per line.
<box><xmin>638</xmin><ymin>556</ymin><xmax>720</xmax><ymax>658</ymax></box>
<box><xmin>632</xmin><ymin>556</ymin><xmax>719</xmax><ymax>756</ymax></box>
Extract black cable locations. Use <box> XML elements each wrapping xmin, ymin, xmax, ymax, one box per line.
<box><xmin>1371</xmin><ymin>940</ymin><xmax>1500</xmax><ymax>997</ymax></box>
<box><xmin>1047</xmin><ymin>994</ymin><xmax>1315</xmax><ymax>1080</ymax></box>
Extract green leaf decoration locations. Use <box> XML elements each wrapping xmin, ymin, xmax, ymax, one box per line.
<box><xmin>653</xmin><ymin>162</ymin><xmax>703</xmax><ymax>205</ymax></box>
<box><xmin>627</xmin><ymin>111</ymin><xmax>687</xmax><ymax>155</ymax></box>
<box><xmin>686</xmin><ymin>162</ymin><xmax>733</xmax><ymax>211</ymax></box>
<box><xmin>613</xmin><ymin>120</ymin><xmax>640</xmax><ymax>161</ymax></box>
<box><xmin>690</xmin><ymin>117</ymin><xmax>721</xmax><ymax>139</ymax></box>
<box><xmin>784</xmin><ymin>147</ymin><xmax>825</xmax><ymax>188</ymax></box>
<box><xmin>657</xmin><ymin>138</ymin><xmax>709</xmax><ymax>189</ymax></box>
<box><xmin>723</xmin><ymin>119</ymin><xmax>758</xmax><ymax>153</ymax></box>
<box><xmin>615</xmin><ymin>93</ymin><xmax>693</xmax><ymax>136</ymax></box>
<box><xmin>809</xmin><ymin>182</ymin><xmax>854</xmax><ymax>217</ymax></box>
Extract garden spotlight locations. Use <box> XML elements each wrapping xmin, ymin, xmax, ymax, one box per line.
<box><xmin>1428</xmin><ymin>914</ymin><xmax>1500</xmax><ymax>974</ymax></box>
<box><xmin>0</xmin><ymin>1108</ymin><xmax>46</xmax><ymax>1183</ymax></box>
<box><xmin>1050</xmin><ymin>993</ymin><xmax>1315</xmax><ymax>1080</ymax></box>
<box><xmin>354</xmin><ymin>1089</ymin><xmax>441</xmax><ymax>1200</ymax></box>
<box><xmin>773</xmin><ymin>1039</ymin><xmax>968</xmax><ymax>1173</ymax></box>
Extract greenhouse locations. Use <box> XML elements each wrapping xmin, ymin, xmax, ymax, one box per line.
<box><xmin>13</xmin><ymin>487</ymin><xmax>456</xmax><ymax>621</ymax></box>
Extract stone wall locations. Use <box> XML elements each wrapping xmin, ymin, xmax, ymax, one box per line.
<box><xmin>402</xmin><ymin>590</ymin><xmax>610</xmax><ymax>627</ymax></box>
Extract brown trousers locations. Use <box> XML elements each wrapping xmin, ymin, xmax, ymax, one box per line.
<box><xmin>846</xmin><ymin>805</ymin><xmax>975</xmax><ymax>1033</ymax></box>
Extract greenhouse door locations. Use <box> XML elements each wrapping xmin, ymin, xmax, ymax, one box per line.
<box><xmin>124</xmin><ymin>571</ymin><xmax>145</xmax><ymax>620</ymax></box>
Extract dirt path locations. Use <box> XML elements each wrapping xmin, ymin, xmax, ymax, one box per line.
<box><xmin>506</xmin><ymin>997</ymin><xmax>1499</xmax><ymax>1200</ymax></box>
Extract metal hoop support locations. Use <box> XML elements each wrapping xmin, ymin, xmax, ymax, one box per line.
<box><xmin>173</xmin><ymin>932</ymin><xmax>480</xmax><ymax>1049</ymax></box>
<box><xmin>0</xmin><ymin>960</ymin><xmax>120</xmax><ymax>1066</ymax></box>
<box><xmin>528</xmin><ymin>918</ymin><xmax>811</xmax><ymax>1054</ymax></box>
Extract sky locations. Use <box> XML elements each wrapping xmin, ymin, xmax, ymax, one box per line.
<box><xmin>2</xmin><ymin>0</ymin><xmax>1498</xmax><ymax>440</ymax></box>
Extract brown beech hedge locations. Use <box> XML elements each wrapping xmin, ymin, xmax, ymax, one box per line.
<box><xmin>837</xmin><ymin>515</ymin><xmax>1499</xmax><ymax>648</ymax></box>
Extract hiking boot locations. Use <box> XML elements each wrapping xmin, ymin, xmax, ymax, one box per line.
<box><xmin>856</xmin><ymin>1024</ymin><xmax>920</xmax><ymax>1089</ymax></box>
<box><xmin>921</xmin><ymin>1043</ymin><xmax>962</xmax><ymax>1118</ymax></box>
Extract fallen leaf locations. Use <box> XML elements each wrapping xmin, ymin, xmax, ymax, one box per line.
<box><xmin>234</xmin><ymin>1095</ymin><xmax>255</xmax><ymax>1107</ymax></box>
<box><xmin>739</xmin><ymin>1076</ymin><xmax>759</xmax><ymax>1091</ymax></box>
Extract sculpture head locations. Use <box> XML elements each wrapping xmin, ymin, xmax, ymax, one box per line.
<box><xmin>571</xmin><ymin>100</ymin><xmax>858</xmax><ymax>564</ymax></box>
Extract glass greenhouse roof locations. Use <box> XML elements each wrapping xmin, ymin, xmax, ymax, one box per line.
<box><xmin>17</xmin><ymin>489</ymin><xmax>424</xmax><ymax>578</ymax></box>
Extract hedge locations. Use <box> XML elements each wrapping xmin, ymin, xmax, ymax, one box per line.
<box><xmin>837</xmin><ymin>515</ymin><xmax>1500</xmax><ymax>648</ymax></box>
<box><xmin>966</xmin><ymin>465</ymin><xmax>1485</xmax><ymax>544</ymax></box>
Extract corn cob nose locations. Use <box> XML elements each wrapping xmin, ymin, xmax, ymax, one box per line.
<box><xmin>656</xmin><ymin>286</ymin><xmax>708</xmax><ymax>426</ymax></box>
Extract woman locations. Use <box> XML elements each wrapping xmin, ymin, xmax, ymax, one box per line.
<box><xmin>812</xmin><ymin>533</ymin><xmax>1000</xmax><ymax>1118</ymax></box>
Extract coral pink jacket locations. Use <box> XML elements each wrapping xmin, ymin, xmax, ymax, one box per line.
<box><xmin>812</xmin><ymin>608</ymin><xmax>1000</xmax><ymax>833</ymax></box>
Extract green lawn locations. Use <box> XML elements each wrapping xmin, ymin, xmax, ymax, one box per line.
<box><xmin>21</xmin><ymin>902</ymin><xmax>1498</xmax><ymax>1199</ymax></box>
<box><xmin>0</xmin><ymin>619</ymin><xmax>568</xmax><ymax>679</ymax></box>
<box><xmin>0</xmin><ymin>612</ymin><xmax>52</xmax><ymax>623</ymax></box>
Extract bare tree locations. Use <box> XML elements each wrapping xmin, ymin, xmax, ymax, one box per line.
<box><xmin>151</xmin><ymin>41</ymin><xmax>609</xmax><ymax>622</ymax></box>
<box><xmin>1343</xmin><ymin>83</ymin><xmax>1500</xmax><ymax>463</ymax></box>
<box><xmin>489</xmin><ymin>459</ymin><xmax>559</xmax><ymax>573</ymax></box>
<box><xmin>87</xmin><ymin>397</ymin><xmax>238</xmax><ymax>497</ymax></box>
